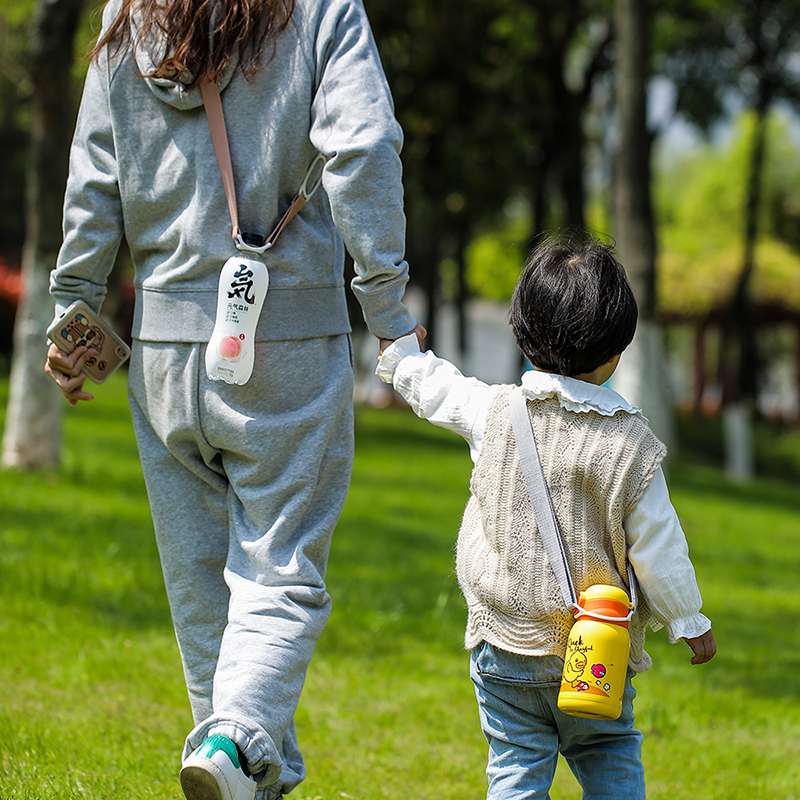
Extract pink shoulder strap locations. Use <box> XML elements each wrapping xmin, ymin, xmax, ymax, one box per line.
<box><xmin>200</xmin><ymin>81</ymin><xmax>325</xmax><ymax>254</ymax></box>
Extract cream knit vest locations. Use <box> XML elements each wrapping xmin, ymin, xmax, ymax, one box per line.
<box><xmin>456</xmin><ymin>386</ymin><xmax>667</xmax><ymax>672</ymax></box>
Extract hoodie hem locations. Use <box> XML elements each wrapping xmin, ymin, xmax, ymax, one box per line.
<box><xmin>132</xmin><ymin>284</ymin><xmax>351</xmax><ymax>342</ymax></box>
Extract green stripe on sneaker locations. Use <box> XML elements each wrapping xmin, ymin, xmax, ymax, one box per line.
<box><xmin>195</xmin><ymin>734</ymin><xmax>241</xmax><ymax>769</ymax></box>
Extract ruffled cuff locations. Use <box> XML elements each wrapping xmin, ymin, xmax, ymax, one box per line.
<box><xmin>665</xmin><ymin>612</ymin><xmax>712</xmax><ymax>644</ymax></box>
<box><xmin>375</xmin><ymin>332</ymin><xmax>420</xmax><ymax>384</ymax></box>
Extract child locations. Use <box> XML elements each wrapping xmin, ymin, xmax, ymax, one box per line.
<box><xmin>376</xmin><ymin>236</ymin><xmax>716</xmax><ymax>799</ymax></box>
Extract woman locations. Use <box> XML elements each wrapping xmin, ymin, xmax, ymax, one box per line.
<box><xmin>45</xmin><ymin>0</ymin><xmax>423</xmax><ymax>798</ymax></box>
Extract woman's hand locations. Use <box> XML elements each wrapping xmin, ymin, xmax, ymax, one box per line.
<box><xmin>379</xmin><ymin>323</ymin><xmax>427</xmax><ymax>355</ymax></box>
<box><xmin>44</xmin><ymin>343</ymin><xmax>95</xmax><ymax>405</ymax></box>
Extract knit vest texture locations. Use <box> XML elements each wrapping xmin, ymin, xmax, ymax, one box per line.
<box><xmin>456</xmin><ymin>386</ymin><xmax>667</xmax><ymax>672</ymax></box>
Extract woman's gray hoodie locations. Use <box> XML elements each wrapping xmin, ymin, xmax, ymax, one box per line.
<box><xmin>51</xmin><ymin>0</ymin><xmax>416</xmax><ymax>343</ymax></box>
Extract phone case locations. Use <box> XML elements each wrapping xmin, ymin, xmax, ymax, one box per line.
<box><xmin>46</xmin><ymin>301</ymin><xmax>131</xmax><ymax>384</ymax></box>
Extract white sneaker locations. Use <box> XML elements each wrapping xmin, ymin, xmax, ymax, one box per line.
<box><xmin>180</xmin><ymin>734</ymin><xmax>257</xmax><ymax>800</ymax></box>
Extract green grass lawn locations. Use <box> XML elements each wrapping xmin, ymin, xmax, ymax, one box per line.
<box><xmin>1</xmin><ymin>370</ymin><xmax>800</xmax><ymax>799</ymax></box>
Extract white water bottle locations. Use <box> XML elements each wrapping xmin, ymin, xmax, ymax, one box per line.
<box><xmin>205</xmin><ymin>255</ymin><xmax>269</xmax><ymax>385</ymax></box>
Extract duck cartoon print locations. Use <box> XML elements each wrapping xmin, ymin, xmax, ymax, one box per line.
<box><xmin>562</xmin><ymin>639</ymin><xmax>613</xmax><ymax>695</ymax></box>
<box><xmin>563</xmin><ymin>650</ymin><xmax>591</xmax><ymax>692</ymax></box>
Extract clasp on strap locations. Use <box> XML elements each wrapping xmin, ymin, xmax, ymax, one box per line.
<box><xmin>234</xmin><ymin>154</ymin><xmax>327</xmax><ymax>254</ymax></box>
<box><xmin>235</xmin><ymin>230</ymin><xmax>271</xmax><ymax>254</ymax></box>
<box><xmin>299</xmin><ymin>153</ymin><xmax>326</xmax><ymax>201</ymax></box>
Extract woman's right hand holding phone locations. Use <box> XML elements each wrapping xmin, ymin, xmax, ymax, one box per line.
<box><xmin>44</xmin><ymin>343</ymin><xmax>95</xmax><ymax>405</ymax></box>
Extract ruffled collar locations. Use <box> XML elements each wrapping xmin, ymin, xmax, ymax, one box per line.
<box><xmin>519</xmin><ymin>369</ymin><xmax>646</xmax><ymax>420</ymax></box>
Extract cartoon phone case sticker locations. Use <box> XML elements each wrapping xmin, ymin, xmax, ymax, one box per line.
<box><xmin>47</xmin><ymin>301</ymin><xmax>131</xmax><ymax>383</ymax></box>
<box><xmin>60</xmin><ymin>312</ymin><xmax>118</xmax><ymax>378</ymax></box>
<box><xmin>61</xmin><ymin>312</ymin><xmax>105</xmax><ymax>354</ymax></box>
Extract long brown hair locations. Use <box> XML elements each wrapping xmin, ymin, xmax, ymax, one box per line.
<box><xmin>91</xmin><ymin>0</ymin><xmax>296</xmax><ymax>88</ymax></box>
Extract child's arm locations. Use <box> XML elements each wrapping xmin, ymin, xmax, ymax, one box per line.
<box><xmin>625</xmin><ymin>468</ymin><xmax>716</xmax><ymax>664</ymax></box>
<box><xmin>376</xmin><ymin>333</ymin><xmax>498</xmax><ymax>458</ymax></box>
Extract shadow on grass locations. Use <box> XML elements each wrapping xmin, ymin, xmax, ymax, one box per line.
<box><xmin>326</xmin><ymin>513</ymin><xmax>467</xmax><ymax>656</ymax></box>
<box><xmin>2</xmin><ymin>499</ymin><xmax>171</xmax><ymax>632</ymax></box>
<box><xmin>675</xmin><ymin>412</ymin><xmax>800</xmax><ymax>488</ymax></box>
<box><xmin>707</xmin><ymin>611</ymin><xmax>800</xmax><ymax>702</ymax></box>
<box><xmin>668</xmin><ymin>458</ymin><xmax>800</xmax><ymax>515</ymax></box>
<box><xmin>35</xmin><ymin>571</ymin><xmax>172</xmax><ymax>632</ymax></box>
<box><xmin>355</xmin><ymin>405</ymin><xmax>468</xmax><ymax>455</ymax></box>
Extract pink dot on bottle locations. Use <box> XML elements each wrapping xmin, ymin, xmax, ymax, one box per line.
<box><xmin>219</xmin><ymin>335</ymin><xmax>241</xmax><ymax>359</ymax></box>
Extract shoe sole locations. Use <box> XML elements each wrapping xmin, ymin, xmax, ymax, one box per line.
<box><xmin>180</xmin><ymin>763</ymin><xmax>226</xmax><ymax>800</ymax></box>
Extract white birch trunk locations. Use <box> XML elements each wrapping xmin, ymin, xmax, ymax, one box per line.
<box><xmin>724</xmin><ymin>401</ymin><xmax>755</xmax><ymax>482</ymax></box>
<box><xmin>612</xmin><ymin>319</ymin><xmax>675</xmax><ymax>452</ymax></box>
<box><xmin>1</xmin><ymin>246</ymin><xmax>63</xmax><ymax>468</ymax></box>
<box><xmin>1</xmin><ymin>0</ymin><xmax>83</xmax><ymax>469</ymax></box>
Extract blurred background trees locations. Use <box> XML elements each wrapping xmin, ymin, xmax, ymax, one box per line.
<box><xmin>2</xmin><ymin>0</ymin><xmax>800</xmax><ymax>475</ymax></box>
<box><xmin>1</xmin><ymin>0</ymin><xmax>85</xmax><ymax>469</ymax></box>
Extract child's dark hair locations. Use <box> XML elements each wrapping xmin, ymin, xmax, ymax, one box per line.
<box><xmin>510</xmin><ymin>235</ymin><xmax>638</xmax><ymax>377</ymax></box>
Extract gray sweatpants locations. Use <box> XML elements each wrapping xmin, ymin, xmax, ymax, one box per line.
<box><xmin>128</xmin><ymin>336</ymin><xmax>354</xmax><ymax>799</ymax></box>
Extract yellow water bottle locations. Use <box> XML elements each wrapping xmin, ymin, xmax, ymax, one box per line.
<box><xmin>557</xmin><ymin>585</ymin><xmax>633</xmax><ymax>720</ymax></box>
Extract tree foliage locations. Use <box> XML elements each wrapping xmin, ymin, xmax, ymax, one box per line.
<box><xmin>657</xmin><ymin>110</ymin><xmax>800</xmax><ymax>318</ymax></box>
<box><xmin>0</xmin><ymin>0</ymin><xmax>37</xmax><ymax>252</ymax></box>
<box><xmin>0</xmin><ymin>0</ymin><xmax>102</xmax><ymax>258</ymax></box>
<box><xmin>365</xmin><ymin>0</ymin><xmax>616</xmax><ymax>346</ymax></box>
<box><xmin>662</xmin><ymin>0</ymin><xmax>800</xmax><ymax>131</ymax></box>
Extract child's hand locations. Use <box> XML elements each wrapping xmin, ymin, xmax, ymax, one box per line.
<box><xmin>683</xmin><ymin>629</ymin><xmax>716</xmax><ymax>665</ymax></box>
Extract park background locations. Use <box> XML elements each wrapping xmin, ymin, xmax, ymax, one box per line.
<box><xmin>2</xmin><ymin>0</ymin><xmax>800</xmax><ymax>797</ymax></box>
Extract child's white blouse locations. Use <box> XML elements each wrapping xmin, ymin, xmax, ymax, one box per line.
<box><xmin>377</xmin><ymin>334</ymin><xmax>712</xmax><ymax>645</ymax></box>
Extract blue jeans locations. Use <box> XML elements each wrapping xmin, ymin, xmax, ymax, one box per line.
<box><xmin>470</xmin><ymin>643</ymin><xmax>645</xmax><ymax>799</ymax></box>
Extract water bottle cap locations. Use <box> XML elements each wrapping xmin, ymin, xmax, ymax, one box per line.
<box><xmin>582</xmin><ymin>585</ymin><xmax>631</xmax><ymax>606</ymax></box>
<box><xmin>576</xmin><ymin>584</ymin><xmax>633</xmax><ymax>625</ymax></box>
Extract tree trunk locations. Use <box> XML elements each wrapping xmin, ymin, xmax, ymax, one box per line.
<box><xmin>610</xmin><ymin>0</ymin><xmax>674</xmax><ymax>451</ymax></box>
<box><xmin>559</xmin><ymin>91</ymin><xmax>587</xmax><ymax>231</ymax></box>
<box><xmin>416</xmin><ymin>237</ymin><xmax>439</xmax><ymax>352</ymax></box>
<box><xmin>692</xmin><ymin>323</ymin><xmax>706</xmax><ymax>410</ymax></box>
<box><xmin>724</xmin><ymin>402</ymin><xmax>754</xmax><ymax>482</ymax></box>
<box><xmin>454</xmin><ymin>222</ymin><xmax>469</xmax><ymax>358</ymax></box>
<box><xmin>1</xmin><ymin>0</ymin><xmax>84</xmax><ymax>469</ymax></box>
<box><xmin>734</xmin><ymin>109</ymin><xmax>767</xmax><ymax>392</ymax></box>
<box><xmin>612</xmin><ymin>0</ymin><xmax>655</xmax><ymax>318</ymax></box>
<box><xmin>722</xmin><ymin>106</ymin><xmax>767</xmax><ymax>481</ymax></box>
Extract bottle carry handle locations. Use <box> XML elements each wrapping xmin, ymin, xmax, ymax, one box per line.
<box><xmin>508</xmin><ymin>386</ymin><xmax>638</xmax><ymax>615</ymax></box>
<box><xmin>574</xmin><ymin>607</ymin><xmax>634</xmax><ymax>624</ymax></box>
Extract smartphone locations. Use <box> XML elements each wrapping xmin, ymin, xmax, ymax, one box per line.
<box><xmin>46</xmin><ymin>300</ymin><xmax>131</xmax><ymax>384</ymax></box>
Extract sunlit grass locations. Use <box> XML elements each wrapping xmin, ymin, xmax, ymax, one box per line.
<box><xmin>1</xmin><ymin>370</ymin><xmax>799</xmax><ymax>799</ymax></box>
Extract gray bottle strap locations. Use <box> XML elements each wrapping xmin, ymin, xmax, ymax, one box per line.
<box><xmin>508</xmin><ymin>386</ymin><xmax>637</xmax><ymax>612</ymax></box>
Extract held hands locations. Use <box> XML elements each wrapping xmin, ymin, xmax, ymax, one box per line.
<box><xmin>379</xmin><ymin>323</ymin><xmax>427</xmax><ymax>355</ymax></box>
<box><xmin>44</xmin><ymin>342</ymin><xmax>96</xmax><ymax>405</ymax></box>
<box><xmin>683</xmin><ymin>629</ymin><xmax>717</xmax><ymax>665</ymax></box>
